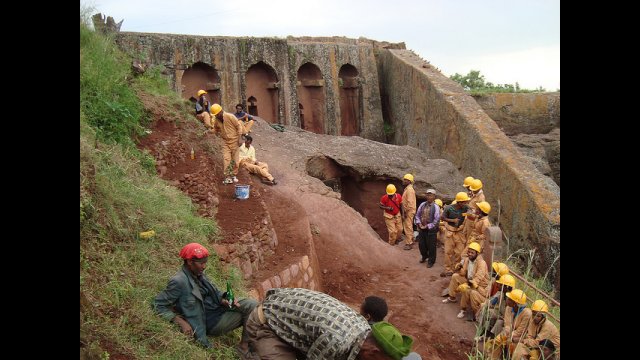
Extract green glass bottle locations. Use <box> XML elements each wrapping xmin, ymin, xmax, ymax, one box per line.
<box><xmin>226</xmin><ymin>280</ymin><xmax>235</xmax><ymax>308</ymax></box>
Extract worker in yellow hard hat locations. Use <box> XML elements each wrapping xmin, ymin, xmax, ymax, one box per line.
<box><xmin>474</xmin><ymin>274</ymin><xmax>515</xmax><ymax>342</ymax></box>
<box><xmin>488</xmin><ymin>261</ymin><xmax>510</xmax><ymax>297</ymax></box>
<box><xmin>379</xmin><ymin>184</ymin><xmax>403</xmax><ymax>246</ymax></box>
<box><xmin>484</xmin><ymin>288</ymin><xmax>532</xmax><ymax>360</ymax></box>
<box><xmin>463</xmin><ymin>201</ymin><xmax>492</xmax><ymax>258</ymax></box>
<box><xmin>463</xmin><ymin>176</ymin><xmax>474</xmax><ymax>190</ymax></box>
<box><xmin>512</xmin><ymin>300</ymin><xmax>560</xmax><ymax>360</ymax></box>
<box><xmin>442</xmin><ymin>242</ymin><xmax>490</xmax><ymax>321</ymax></box>
<box><xmin>463</xmin><ymin>178</ymin><xmax>486</xmax><ymax>241</ymax></box>
<box><xmin>211</xmin><ymin>103</ymin><xmax>245</xmax><ymax>184</ymax></box>
<box><xmin>440</xmin><ymin>192</ymin><xmax>471</xmax><ymax>276</ymax></box>
<box><xmin>195</xmin><ymin>90</ymin><xmax>212</xmax><ymax>128</ymax></box>
<box><xmin>401</xmin><ymin>174</ymin><xmax>416</xmax><ymax>250</ymax></box>
<box><xmin>434</xmin><ymin>199</ymin><xmax>446</xmax><ymax>246</ymax></box>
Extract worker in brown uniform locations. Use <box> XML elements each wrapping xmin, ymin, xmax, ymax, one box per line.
<box><xmin>440</xmin><ymin>192</ymin><xmax>470</xmax><ymax>276</ymax></box>
<box><xmin>466</xmin><ymin>201</ymin><xmax>492</xmax><ymax>252</ymax></box>
<box><xmin>463</xmin><ymin>178</ymin><xmax>486</xmax><ymax>240</ymax></box>
<box><xmin>379</xmin><ymin>184</ymin><xmax>403</xmax><ymax>246</ymax></box>
<box><xmin>211</xmin><ymin>103</ymin><xmax>244</xmax><ymax>184</ymax></box>
<box><xmin>441</xmin><ymin>242</ymin><xmax>490</xmax><ymax>321</ymax></box>
<box><xmin>435</xmin><ymin>199</ymin><xmax>445</xmax><ymax>246</ymax></box>
<box><xmin>512</xmin><ymin>300</ymin><xmax>560</xmax><ymax>360</ymax></box>
<box><xmin>401</xmin><ymin>174</ymin><xmax>416</xmax><ymax>250</ymax></box>
<box><xmin>474</xmin><ymin>273</ymin><xmax>515</xmax><ymax>342</ymax></box>
<box><xmin>484</xmin><ymin>289</ymin><xmax>532</xmax><ymax>360</ymax></box>
<box><xmin>195</xmin><ymin>90</ymin><xmax>212</xmax><ymax>129</ymax></box>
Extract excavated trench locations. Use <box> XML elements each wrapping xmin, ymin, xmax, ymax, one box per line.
<box><xmin>306</xmin><ymin>155</ymin><xmax>432</xmax><ymax>241</ymax></box>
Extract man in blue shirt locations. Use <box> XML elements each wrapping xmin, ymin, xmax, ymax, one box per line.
<box><xmin>234</xmin><ymin>103</ymin><xmax>254</xmax><ymax>136</ymax></box>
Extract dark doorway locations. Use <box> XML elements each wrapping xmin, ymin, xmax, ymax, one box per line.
<box><xmin>296</xmin><ymin>62</ymin><xmax>325</xmax><ymax>134</ymax></box>
<box><xmin>181</xmin><ymin>62</ymin><xmax>221</xmax><ymax>105</ymax></box>
<box><xmin>338</xmin><ymin>64</ymin><xmax>360</xmax><ymax>136</ymax></box>
<box><xmin>246</xmin><ymin>61</ymin><xmax>279</xmax><ymax>123</ymax></box>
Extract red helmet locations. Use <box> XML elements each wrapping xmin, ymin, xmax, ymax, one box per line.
<box><xmin>179</xmin><ymin>243</ymin><xmax>209</xmax><ymax>259</ymax></box>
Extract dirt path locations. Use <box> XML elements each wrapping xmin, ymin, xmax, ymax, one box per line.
<box><xmin>136</xmin><ymin>96</ymin><xmax>479</xmax><ymax>360</ymax></box>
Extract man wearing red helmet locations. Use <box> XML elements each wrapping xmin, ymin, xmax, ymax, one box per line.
<box><xmin>154</xmin><ymin>243</ymin><xmax>258</xmax><ymax>349</ymax></box>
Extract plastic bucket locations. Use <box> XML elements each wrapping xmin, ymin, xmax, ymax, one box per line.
<box><xmin>235</xmin><ymin>184</ymin><xmax>250</xmax><ymax>200</ymax></box>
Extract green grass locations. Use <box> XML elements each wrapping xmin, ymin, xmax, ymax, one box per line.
<box><xmin>80</xmin><ymin>14</ymin><xmax>247</xmax><ymax>358</ymax></box>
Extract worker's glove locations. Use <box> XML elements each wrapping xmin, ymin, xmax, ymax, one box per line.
<box><xmin>469</xmin><ymin>280</ymin><xmax>478</xmax><ymax>289</ymax></box>
<box><xmin>457</xmin><ymin>283</ymin><xmax>470</xmax><ymax>292</ymax></box>
<box><xmin>494</xmin><ymin>334</ymin><xmax>507</xmax><ymax>346</ymax></box>
<box><xmin>454</xmin><ymin>262</ymin><xmax>463</xmax><ymax>271</ymax></box>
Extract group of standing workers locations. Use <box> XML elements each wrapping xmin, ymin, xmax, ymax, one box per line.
<box><xmin>194</xmin><ymin>90</ymin><xmax>276</xmax><ymax>185</ymax></box>
<box><xmin>380</xmin><ymin>175</ymin><xmax>559</xmax><ymax>359</ymax></box>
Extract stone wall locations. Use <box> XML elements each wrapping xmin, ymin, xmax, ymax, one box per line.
<box><xmin>115</xmin><ymin>33</ymin><xmax>388</xmax><ymax>141</ymax></box>
<box><xmin>211</xmin><ymin>214</ymin><xmax>278</xmax><ymax>281</ymax></box>
<box><xmin>254</xmin><ymin>255</ymin><xmax>320</xmax><ymax>300</ymax></box>
<box><xmin>473</xmin><ymin>93</ymin><xmax>560</xmax><ymax>135</ymax></box>
<box><xmin>376</xmin><ymin>49</ymin><xmax>560</xmax><ymax>282</ymax></box>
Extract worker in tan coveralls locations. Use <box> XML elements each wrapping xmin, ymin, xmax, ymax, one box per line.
<box><xmin>484</xmin><ymin>289</ymin><xmax>532</xmax><ymax>360</ymax></box>
<box><xmin>441</xmin><ymin>242</ymin><xmax>489</xmax><ymax>321</ymax></box>
<box><xmin>211</xmin><ymin>103</ymin><xmax>244</xmax><ymax>184</ymax></box>
<box><xmin>512</xmin><ymin>300</ymin><xmax>560</xmax><ymax>360</ymax></box>
<box><xmin>401</xmin><ymin>174</ymin><xmax>416</xmax><ymax>250</ymax></box>
<box><xmin>435</xmin><ymin>199</ymin><xmax>446</xmax><ymax>246</ymax></box>
<box><xmin>474</xmin><ymin>273</ymin><xmax>515</xmax><ymax>342</ymax></box>
<box><xmin>379</xmin><ymin>184</ymin><xmax>403</xmax><ymax>246</ymax></box>
<box><xmin>463</xmin><ymin>178</ymin><xmax>486</xmax><ymax>239</ymax></box>
<box><xmin>440</xmin><ymin>192</ymin><xmax>470</xmax><ymax>276</ymax></box>
<box><xmin>195</xmin><ymin>90</ymin><xmax>212</xmax><ymax>129</ymax></box>
<box><xmin>238</xmin><ymin>135</ymin><xmax>277</xmax><ymax>186</ymax></box>
<box><xmin>466</xmin><ymin>201</ymin><xmax>492</xmax><ymax>253</ymax></box>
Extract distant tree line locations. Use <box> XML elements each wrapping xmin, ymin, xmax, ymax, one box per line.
<box><xmin>449</xmin><ymin>70</ymin><xmax>557</xmax><ymax>95</ymax></box>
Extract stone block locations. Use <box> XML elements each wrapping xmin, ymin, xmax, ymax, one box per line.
<box><xmin>291</xmin><ymin>264</ymin><xmax>299</xmax><ymax>278</ymax></box>
<box><xmin>301</xmin><ymin>255</ymin><xmax>310</xmax><ymax>270</ymax></box>
<box><xmin>280</xmin><ymin>268</ymin><xmax>291</xmax><ymax>286</ymax></box>
<box><xmin>272</xmin><ymin>275</ymin><xmax>282</xmax><ymax>288</ymax></box>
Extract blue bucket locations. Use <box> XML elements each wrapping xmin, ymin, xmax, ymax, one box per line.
<box><xmin>235</xmin><ymin>184</ymin><xmax>250</xmax><ymax>200</ymax></box>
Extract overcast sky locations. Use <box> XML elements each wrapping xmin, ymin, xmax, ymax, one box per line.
<box><xmin>83</xmin><ymin>0</ymin><xmax>559</xmax><ymax>91</ymax></box>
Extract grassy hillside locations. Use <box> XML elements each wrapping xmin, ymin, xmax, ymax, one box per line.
<box><xmin>80</xmin><ymin>17</ymin><xmax>241</xmax><ymax>360</ymax></box>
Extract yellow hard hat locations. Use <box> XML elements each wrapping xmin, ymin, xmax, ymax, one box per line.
<box><xmin>491</xmin><ymin>262</ymin><xmax>509</xmax><ymax>276</ymax></box>
<box><xmin>403</xmin><ymin>173</ymin><xmax>414</xmax><ymax>183</ymax></box>
<box><xmin>477</xmin><ymin>201</ymin><xmax>491</xmax><ymax>214</ymax></box>
<box><xmin>210</xmin><ymin>103</ymin><xmax>223</xmax><ymax>115</ymax></box>
<box><xmin>434</xmin><ymin>199</ymin><xmax>443</xmax><ymax>208</ymax></box>
<box><xmin>455</xmin><ymin>192</ymin><xmax>471</xmax><ymax>202</ymax></box>
<box><xmin>531</xmin><ymin>300</ymin><xmax>549</xmax><ymax>313</ymax></box>
<box><xmin>469</xmin><ymin>179</ymin><xmax>483</xmax><ymax>191</ymax></box>
<box><xmin>197</xmin><ymin>89</ymin><xmax>207</xmax><ymax>97</ymax></box>
<box><xmin>506</xmin><ymin>289</ymin><xmax>527</xmax><ymax>305</ymax></box>
<box><xmin>496</xmin><ymin>274</ymin><xmax>516</xmax><ymax>288</ymax></box>
<box><xmin>468</xmin><ymin>242</ymin><xmax>481</xmax><ymax>253</ymax></box>
<box><xmin>386</xmin><ymin>184</ymin><xmax>396</xmax><ymax>195</ymax></box>
<box><xmin>463</xmin><ymin>176</ymin><xmax>475</xmax><ymax>188</ymax></box>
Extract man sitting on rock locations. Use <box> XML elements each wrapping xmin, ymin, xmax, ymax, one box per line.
<box><xmin>238</xmin><ymin>135</ymin><xmax>277</xmax><ymax>185</ymax></box>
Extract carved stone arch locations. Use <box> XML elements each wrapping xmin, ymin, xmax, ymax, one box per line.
<box><xmin>338</xmin><ymin>63</ymin><xmax>360</xmax><ymax>135</ymax></box>
<box><xmin>296</xmin><ymin>62</ymin><xmax>325</xmax><ymax>134</ymax></box>
<box><xmin>181</xmin><ymin>62</ymin><xmax>221</xmax><ymax>105</ymax></box>
<box><xmin>245</xmin><ymin>61</ymin><xmax>279</xmax><ymax>123</ymax></box>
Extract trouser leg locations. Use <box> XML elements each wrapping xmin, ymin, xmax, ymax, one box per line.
<box><xmin>403</xmin><ymin>211</ymin><xmax>415</xmax><ymax>245</ymax></box>
<box><xmin>426</xmin><ymin>231</ymin><xmax>437</xmax><ymax>265</ymax></box>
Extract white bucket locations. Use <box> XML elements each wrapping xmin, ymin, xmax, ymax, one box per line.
<box><xmin>235</xmin><ymin>184</ymin><xmax>250</xmax><ymax>200</ymax></box>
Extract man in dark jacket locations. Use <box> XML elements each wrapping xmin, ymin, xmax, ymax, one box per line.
<box><xmin>414</xmin><ymin>189</ymin><xmax>440</xmax><ymax>268</ymax></box>
<box><xmin>153</xmin><ymin>242</ymin><xmax>257</xmax><ymax>349</ymax></box>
